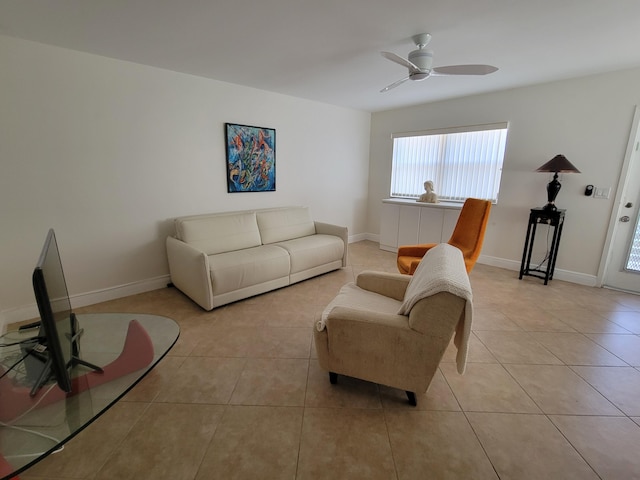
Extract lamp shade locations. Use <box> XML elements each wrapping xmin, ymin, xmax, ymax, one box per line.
<box><xmin>535</xmin><ymin>154</ymin><xmax>581</xmax><ymax>174</ymax></box>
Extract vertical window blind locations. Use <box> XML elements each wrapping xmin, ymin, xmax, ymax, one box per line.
<box><xmin>391</xmin><ymin>123</ymin><xmax>508</xmax><ymax>203</ymax></box>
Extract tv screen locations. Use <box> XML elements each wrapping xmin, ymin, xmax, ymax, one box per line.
<box><xmin>31</xmin><ymin>229</ymin><xmax>74</xmax><ymax>394</ymax></box>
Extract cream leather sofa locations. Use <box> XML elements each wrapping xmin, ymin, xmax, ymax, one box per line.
<box><xmin>314</xmin><ymin>243</ymin><xmax>472</xmax><ymax>405</ymax></box>
<box><xmin>166</xmin><ymin>206</ymin><xmax>348</xmax><ymax>310</ymax></box>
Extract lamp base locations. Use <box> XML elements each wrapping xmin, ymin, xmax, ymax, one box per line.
<box><xmin>545</xmin><ymin>174</ymin><xmax>561</xmax><ymax>210</ymax></box>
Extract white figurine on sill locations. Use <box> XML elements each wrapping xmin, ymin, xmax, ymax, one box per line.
<box><xmin>417</xmin><ymin>180</ymin><xmax>439</xmax><ymax>203</ymax></box>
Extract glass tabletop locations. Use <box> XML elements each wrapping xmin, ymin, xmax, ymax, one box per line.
<box><xmin>0</xmin><ymin>313</ymin><xmax>179</xmax><ymax>479</ymax></box>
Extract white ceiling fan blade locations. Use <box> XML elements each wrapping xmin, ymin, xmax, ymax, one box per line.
<box><xmin>431</xmin><ymin>64</ymin><xmax>498</xmax><ymax>76</ymax></box>
<box><xmin>381</xmin><ymin>52</ymin><xmax>419</xmax><ymax>72</ymax></box>
<box><xmin>380</xmin><ymin>76</ymin><xmax>410</xmax><ymax>93</ymax></box>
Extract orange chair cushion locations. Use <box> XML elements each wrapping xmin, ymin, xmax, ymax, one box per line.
<box><xmin>397</xmin><ymin>243</ymin><xmax>437</xmax><ymax>274</ymax></box>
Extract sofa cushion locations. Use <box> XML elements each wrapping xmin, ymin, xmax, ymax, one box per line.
<box><xmin>208</xmin><ymin>245</ymin><xmax>290</xmax><ymax>295</ymax></box>
<box><xmin>256</xmin><ymin>207</ymin><xmax>316</xmax><ymax>244</ymax></box>
<box><xmin>274</xmin><ymin>234</ymin><xmax>344</xmax><ymax>274</ymax></box>
<box><xmin>176</xmin><ymin>212</ymin><xmax>262</xmax><ymax>255</ymax></box>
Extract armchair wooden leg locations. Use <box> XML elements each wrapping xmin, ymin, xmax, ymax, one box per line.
<box><xmin>406</xmin><ymin>391</ymin><xmax>417</xmax><ymax>406</ymax></box>
<box><xmin>329</xmin><ymin>372</ymin><xmax>337</xmax><ymax>384</ymax></box>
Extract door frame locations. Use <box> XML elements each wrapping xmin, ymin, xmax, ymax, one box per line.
<box><xmin>597</xmin><ymin>105</ymin><xmax>640</xmax><ymax>288</ymax></box>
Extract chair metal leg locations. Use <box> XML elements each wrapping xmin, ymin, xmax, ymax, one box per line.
<box><xmin>329</xmin><ymin>372</ymin><xmax>337</xmax><ymax>384</ymax></box>
<box><xmin>406</xmin><ymin>391</ymin><xmax>417</xmax><ymax>406</ymax></box>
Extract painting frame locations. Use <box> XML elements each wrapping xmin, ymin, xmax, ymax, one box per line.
<box><xmin>225</xmin><ymin>123</ymin><xmax>276</xmax><ymax>193</ymax></box>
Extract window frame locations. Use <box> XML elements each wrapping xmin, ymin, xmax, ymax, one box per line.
<box><xmin>390</xmin><ymin>122</ymin><xmax>508</xmax><ymax>204</ymax></box>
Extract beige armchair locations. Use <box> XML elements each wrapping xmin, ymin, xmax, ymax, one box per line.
<box><xmin>314</xmin><ymin>243</ymin><xmax>472</xmax><ymax>405</ymax></box>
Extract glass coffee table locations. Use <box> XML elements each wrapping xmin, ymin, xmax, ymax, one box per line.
<box><xmin>0</xmin><ymin>313</ymin><xmax>179</xmax><ymax>479</ymax></box>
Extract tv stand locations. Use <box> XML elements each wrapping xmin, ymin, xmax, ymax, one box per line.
<box><xmin>28</xmin><ymin>314</ymin><xmax>104</xmax><ymax>397</ymax></box>
<box><xmin>28</xmin><ymin>349</ymin><xmax>104</xmax><ymax>397</ymax></box>
<box><xmin>68</xmin><ymin>314</ymin><xmax>104</xmax><ymax>375</ymax></box>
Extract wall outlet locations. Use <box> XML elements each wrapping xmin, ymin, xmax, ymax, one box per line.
<box><xmin>593</xmin><ymin>187</ymin><xmax>611</xmax><ymax>199</ymax></box>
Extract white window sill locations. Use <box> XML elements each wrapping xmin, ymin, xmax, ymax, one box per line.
<box><xmin>382</xmin><ymin>198</ymin><xmax>463</xmax><ymax>210</ymax></box>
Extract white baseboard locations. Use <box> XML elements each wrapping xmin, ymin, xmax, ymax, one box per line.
<box><xmin>350</xmin><ymin>237</ymin><xmax>598</xmax><ymax>287</ymax></box>
<box><xmin>476</xmin><ymin>254</ymin><xmax>524</xmax><ymax>272</ymax></box>
<box><xmin>72</xmin><ymin>274</ymin><xmax>172</xmax><ymax>308</ymax></box>
<box><xmin>477</xmin><ymin>254</ymin><xmax>597</xmax><ymax>286</ymax></box>
<box><xmin>349</xmin><ymin>233</ymin><xmax>379</xmax><ymax>243</ymax></box>
<box><xmin>0</xmin><ymin>275</ymin><xmax>171</xmax><ymax>333</ymax></box>
<box><xmin>349</xmin><ymin>232</ymin><xmax>377</xmax><ymax>243</ymax></box>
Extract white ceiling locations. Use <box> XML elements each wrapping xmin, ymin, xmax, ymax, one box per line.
<box><xmin>2</xmin><ymin>0</ymin><xmax>640</xmax><ymax>112</ymax></box>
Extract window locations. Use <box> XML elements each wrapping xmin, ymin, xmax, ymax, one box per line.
<box><xmin>390</xmin><ymin>123</ymin><xmax>508</xmax><ymax>203</ymax></box>
<box><xmin>626</xmin><ymin>219</ymin><xmax>640</xmax><ymax>272</ymax></box>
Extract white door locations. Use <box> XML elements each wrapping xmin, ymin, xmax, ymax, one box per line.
<box><xmin>603</xmin><ymin>106</ymin><xmax>640</xmax><ymax>293</ymax></box>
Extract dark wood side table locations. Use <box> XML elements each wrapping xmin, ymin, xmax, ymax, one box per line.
<box><xmin>519</xmin><ymin>208</ymin><xmax>566</xmax><ymax>285</ymax></box>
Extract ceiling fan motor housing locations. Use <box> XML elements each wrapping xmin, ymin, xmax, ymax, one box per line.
<box><xmin>408</xmin><ymin>49</ymin><xmax>433</xmax><ymax>80</ymax></box>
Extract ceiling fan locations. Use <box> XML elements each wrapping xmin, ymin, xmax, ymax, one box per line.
<box><xmin>380</xmin><ymin>33</ymin><xmax>498</xmax><ymax>93</ymax></box>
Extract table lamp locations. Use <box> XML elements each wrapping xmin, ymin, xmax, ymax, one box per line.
<box><xmin>536</xmin><ymin>154</ymin><xmax>580</xmax><ymax>210</ymax></box>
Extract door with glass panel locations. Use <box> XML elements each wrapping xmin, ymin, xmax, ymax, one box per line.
<box><xmin>603</xmin><ymin>107</ymin><xmax>640</xmax><ymax>293</ymax></box>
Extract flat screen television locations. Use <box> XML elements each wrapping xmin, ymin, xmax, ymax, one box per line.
<box><xmin>29</xmin><ymin>229</ymin><xmax>101</xmax><ymax>396</ymax></box>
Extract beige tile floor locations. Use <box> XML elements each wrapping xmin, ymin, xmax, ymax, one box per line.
<box><xmin>19</xmin><ymin>240</ymin><xmax>640</xmax><ymax>480</ymax></box>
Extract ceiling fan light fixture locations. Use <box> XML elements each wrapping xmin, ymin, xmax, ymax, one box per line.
<box><xmin>410</xmin><ymin>72</ymin><xmax>430</xmax><ymax>81</ymax></box>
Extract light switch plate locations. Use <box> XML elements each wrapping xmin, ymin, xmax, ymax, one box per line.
<box><xmin>594</xmin><ymin>187</ymin><xmax>611</xmax><ymax>199</ymax></box>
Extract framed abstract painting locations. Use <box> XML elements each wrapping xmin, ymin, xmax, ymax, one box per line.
<box><xmin>225</xmin><ymin>123</ymin><xmax>276</xmax><ymax>193</ymax></box>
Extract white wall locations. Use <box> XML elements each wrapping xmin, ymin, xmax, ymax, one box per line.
<box><xmin>0</xmin><ymin>35</ymin><xmax>371</xmax><ymax>326</ymax></box>
<box><xmin>368</xmin><ymin>68</ymin><xmax>640</xmax><ymax>283</ymax></box>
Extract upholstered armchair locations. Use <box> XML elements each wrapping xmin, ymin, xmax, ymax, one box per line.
<box><xmin>314</xmin><ymin>244</ymin><xmax>472</xmax><ymax>405</ymax></box>
<box><xmin>397</xmin><ymin>198</ymin><xmax>492</xmax><ymax>275</ymax></box>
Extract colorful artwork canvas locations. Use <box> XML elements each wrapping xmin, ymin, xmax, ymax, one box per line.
<box><xmin>225</xmin><ymin>123</ymin><xmax>276</xmax><ymax>193</ymax></box>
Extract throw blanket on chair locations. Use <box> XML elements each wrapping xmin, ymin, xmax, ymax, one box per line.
<box><xmin>397</xmin><ymin>243</ymin><xmax>473</xmax><ymax>374</ymax></box>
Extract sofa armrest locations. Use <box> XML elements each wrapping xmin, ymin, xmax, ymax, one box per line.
<box><xmin>355</xmin><ymin>271</ymin><xmax>410</xmax><ymax>301</ymax></box>
<box><xmin>166</xmin><ymin>236</ymin><xmax>214</xmax><ymax>310</ymax></box>
<box><xmin>315</xmin><ymin>221</ymin><xmax>348</xmax><ymax>267</ymax></box>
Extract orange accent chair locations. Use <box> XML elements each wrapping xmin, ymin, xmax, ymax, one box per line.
<box><xmin>397</xmin><ymin>198</ymin><xmax>492</xmax><ymax>275</ymax></box>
